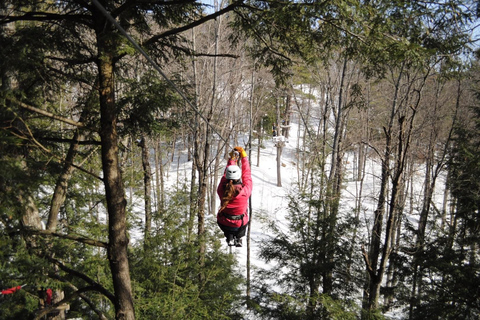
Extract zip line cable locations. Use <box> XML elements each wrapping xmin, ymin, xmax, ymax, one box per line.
<box><xmin>90</xmin><ymin>0</ymin><xmax>228</xmax><ymax>144</ymax></box>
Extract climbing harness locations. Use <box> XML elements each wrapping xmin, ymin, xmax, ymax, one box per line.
<box><xmin>222</xmin><ymin>212</ymin><xmax>244</xmax><ymax>220</ymax></box>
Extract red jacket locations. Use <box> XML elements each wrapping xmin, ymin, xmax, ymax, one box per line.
<box><xmin>217</xmin><ymin>157</ymin><xmax>252</xmax><ymax>228</ymax></box>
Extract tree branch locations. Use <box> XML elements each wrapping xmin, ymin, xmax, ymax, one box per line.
<box><xmin>143</xmin><ymin>0</ymin><xmax>244</xmax><ymax>46</ymax></box>
<box><xmin>362</xmin><ymin>244</ymin><xmax>376</xmax><ymax>279</ymax></box>
<box><xmin>7</xmin><ymin>97</ymin><xmax>86</xmax><ymax>128</ymax></box>
<box><xmin>23</xmin><ymin>228</ymin><xmax>108</xmax><ymax>248</ymax></box>
<box><xmin>44</xmin><ymin>255</ymin><xmax>115</xmax><ymax>302</ymax></box>
<box><xmin>50</xmin><ymin>274</ymin><xmax>109</xmax><ymax>319</ymax></box>
<box><xmin>112</xmin><ymin>0</ymin><xmax>197</xmax><ymax>18</ymax></box>
<box><xmin>33</xmin><ymin>285</ymin><xmax>109</xmax><ymax>320</ymax></box>
<box><xmin>0</xmin><ymin>12</ymin><xmax>93</xmax><ymax>28</ymax></box>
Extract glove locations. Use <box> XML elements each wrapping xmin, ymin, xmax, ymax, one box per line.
<box><xmin>234</xmin><ymin>146</ymin><xmax>247</xmax><ymax>158</ymax></box>
<box><xmin>229</xmin><ymin>150</ymin><xmax>239</xmax><ymax>160</ymax></box>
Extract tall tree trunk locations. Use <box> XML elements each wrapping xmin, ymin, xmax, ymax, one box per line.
<box><xmin>140</xmin><ymin>135</ymin><xmax>152</xmax><ymax>249</ymax></box>
<box><xmin>188</xmin><ymin>27</ymin><xmax>199</xmax><ymax>243</ymax></box>
<box><xmin>363</xmin><ymin>63</ymin><xmax>421</xmax><ymax>316</ymax></box>
<box><xmin>275</xmin><ymin>96</ymin><xmax>284</xmax><ymax>187</ymax></box>
<box><xmin>246</xmin><ymin>66</ymin><xmax>255</xmax><ymax>305</ymax></box>
<box><xmin>323</xmin><ymin>57</ymin><xmax>348</xmax><ymax>295</ymax></box>
<box><xmin>256</xmin><ymin>115</ymin><xmax>263</xmax><ymax>167</ymax></box>
<box><xmin>197</xmin><ymin>11</ymin><xmax>219</xmax><ymax>269</ymax></box>
<box><xmin>154</xmin><ymin>138</ymin><xmax>165</xmax><ymax>216</ymax></box>
<box><xmin>94</xmin><ymin>11</ymin><xmax>134</xmax><ymax>319</ymax></box>
<box><xmin>348</xmin><ymin>94</ymin><xmax>370</xmax><ymax>279</ymax></box>
<box><xmin>363</xmin><ymin>65</ymin><xmax>404</xmax><ymax>316</ymax></box>
<box><xmin>196</xmin><ymin>123</ymin><xmax>210</xmax><ymax>270</ymax></box>
<box><xmin>281</xmin><ymin>93</ymin><xmax>291</xmax><ymax>139</ymax></box>
<box><xmin>385</xmin><ymin>163</ymin><xmax>408</xmax><ymax>309</ymax></box>
<box><xmin>409</xmin><ymin>77</ymin><xmax>458</xmax><ymax>317</ymax></box>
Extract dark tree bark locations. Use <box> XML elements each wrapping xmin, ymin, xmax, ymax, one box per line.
<box><xmin>94</xmin><ymin>9</ymin><xmax>135</xmax><ymax>319</ymax></box>
<box><xmin>363</xmin><ymin>66</ymin><xmax>403</xmax><ymax>315</ymax></box>
<box><xmin>140</xmin><ymin>135</ymin><xmax>153</xmax><ymax>249</ymax></box>
<box><xmin>47</xmin><ymin>105</ymin><xmax>90</xmax><ymax>231</ymax></box>
<box><xmin>275</xmin><ymin>96</ymin><xmax>284</xmax><ymax>187</ymax></box>
<box><xmin>154</xmin><ymin>139</ymin><xmax>165</xmax><ymax>216</ymax></box>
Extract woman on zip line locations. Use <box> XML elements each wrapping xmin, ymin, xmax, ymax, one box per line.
<box><xmin>217</xmin><ymin>146</ymin><xmax>252</xmax><ymax>247</ymax></box>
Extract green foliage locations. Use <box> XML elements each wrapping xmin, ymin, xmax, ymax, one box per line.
<box><xmin>251</xmin><ymin>179</ymin><xmax>362</xmax><ymax>319</ymax></box>
<box><xmin>0</xmin><ymin>287</ymin><xmax>38</xmax><ymax>320</ymax></box>
<box><xmin>130</xmin><ymin>186</ymin><xmax>244</xmax><ymax>319</ymax></box>
<box><xmin>360</xmin><ymin>308</ymin><xmax>386</xmax><ymax>320</ymax></box>
<box><xmin>409</xmin><ymin>237</ymin><xmax>480</xmax><ymax>320</ymax></box>
<box><xmin>358</xmin><ymin>0</ymin><xmax>475</xmax><ymax>78</ymax></box>
<box><xmin>117</xmin><ymin>70</ymin><xmax>185</xmax><ymax>137</ymax></box>
<box><xmin>320</xmin><ymin>294</ymin><xmax>359</xmax><ymax>320</ymax></box>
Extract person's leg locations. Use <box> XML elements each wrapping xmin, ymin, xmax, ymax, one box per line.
<box><xmin>226</xmin><ymin>232</ymin><xmax>234</xmax><ymax>245</ymax></box>
<box><xmin>234</xmin><ymin>223</ymin><xmax>249</xmax><ymax>247</ymax></box>
<box><xmin>218</xmin><ymin>222</ymin><xmax>237</xmax><ymax>246</ymax></box>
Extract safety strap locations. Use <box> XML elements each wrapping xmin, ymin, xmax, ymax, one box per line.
<box><xmin>222</xmin><ymin>212</ymin><xmax>244</xmax><ymax>220</ymax></box>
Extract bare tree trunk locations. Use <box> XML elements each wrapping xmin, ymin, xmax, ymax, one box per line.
<box><xmin>291</xmin><ymin>82</ymin><xmax>314</xmax><ymax>192</ymax></box>
<box><xmin>196</xmin><ymin>132</ymin><xmax>209</xmax><ymax>258</ymax></box>
<box><xmin>385</xmin><ymin>163</ymin><xmax>408</xmax><ymax>309</ymax></box>
<box><xmin>281</xmin><ymin>93</ymin><xmax>291</xmax><ymax>139</ymax></box>
<box><xmin>154</xmin><ymin>138</ymin><xmax>165</xmax><ymax>216</ymax></box>
<box><xmin>275</xmin><ymin>96</ymin><xmax>284</xmax><ymax>187</ymax></box>
<box><xmin>189</xmin><ymin>148</ymin><xmax>198</xmax><ymax>242</ymax></box>
<box><xmin>363</xmin><ymin>65</ymin><xmax>404</xmax><ymax>316</ymax></box>
<box><xmin>246</xmin><ymin>66</ymin><xmax>255</xmax><ymax>305</ymax></box>
<box><xmin>139</xmin><ymin>136</ymin><xmax>152</xmax><ymax>249</ymax></box>
<box><xmin>348</xmin><ymin>85</ymin><xmax>370</xmax><ymax>280</ymax></box>
<box><xmin>196</xmin><ymin>11</ymin><xmax>220</xmax><ymax>269</ymax></box>
<box><xmin>256</xmin><ymin>113</ymin><xmax>264</xmax><ymax>167</ymax></box>
<box><xmin>188</xmin><ymin>27</ymin><xmax>199</xmax><ymax>243</ymax></box>
<box><xmin>363</xmin><ymin>61</ymin><xmax>424</xmax><ymax>317</ymax></box>
<box><xmin>409</xmin><ymin>77</ymin><xmax>459</xmax><ymax>317</ymax></box>
<box><xmin>323</xmin><ymin>57</ymin><xmax>348</xmax><ymax>295</ymax></box>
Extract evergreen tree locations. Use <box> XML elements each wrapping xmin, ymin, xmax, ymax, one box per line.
<box><xmin>130</xmin><ymin>186</ymin><xmax>244</xmax><ymax>319</ymax></box>
<box><xmin>416</xmin><ymin>59</ymin><xmax>480</xmax><ymax>320</ymax></box>
<box><xmin>252</xmin><ymin>173</ymin><xmax>362</xmax><ymax>320</ymax></box>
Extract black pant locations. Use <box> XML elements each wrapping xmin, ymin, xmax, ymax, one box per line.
<box><xmin>218</xmin><ymin>222</ymin><xmax>249</xmax><ymax>241</ymax></box>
